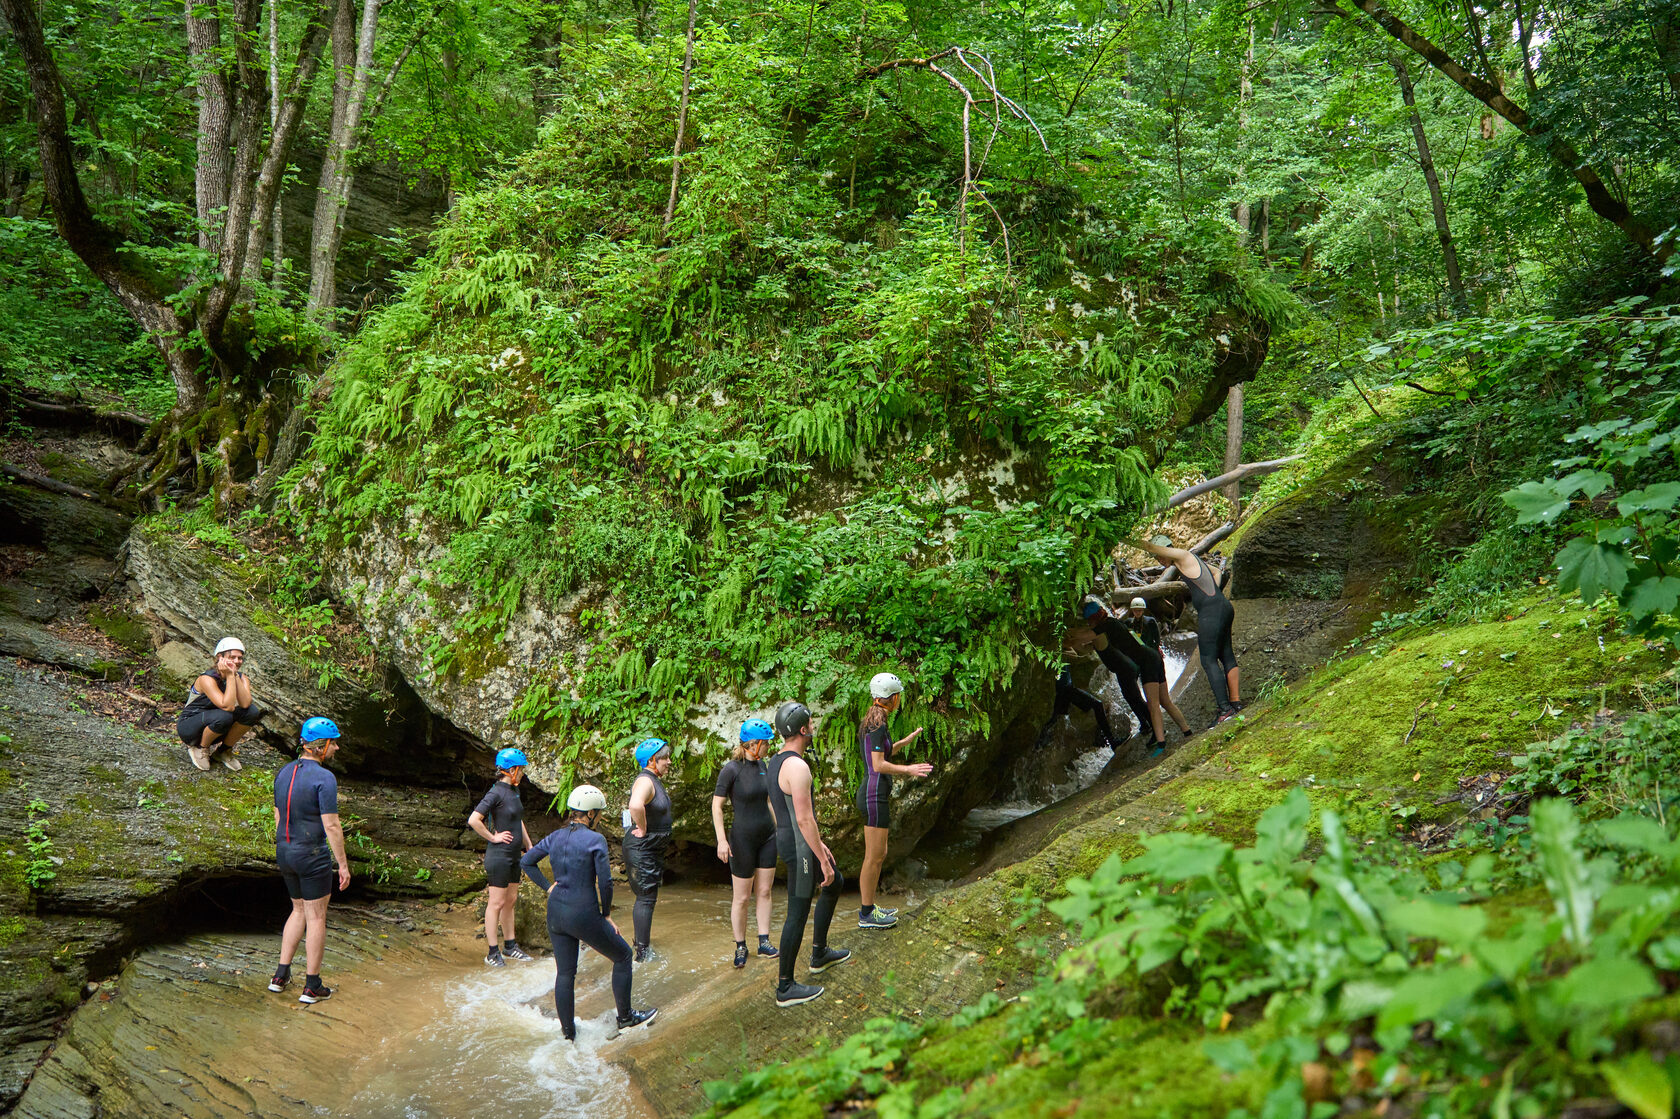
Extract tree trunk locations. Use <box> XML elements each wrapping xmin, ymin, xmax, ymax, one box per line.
<box><xmin>1233</xmin><ymin>17</ymin><xmax>1254</xmax><ymax>244</ymax></box>
<box><xmin>306</xmin><ymin>0</ymin><xmax>380</xmax><ymax>315</ymax></box>
<box><xmin>1391</xmin><ymin>56</ymin><xmax>1466</xmax><ymax>316</ymax></box>
<box><xmin>1653</xmin><ymin>16</ymin><xmax>1680</xmax><ymax>102</ymax></box>
<box><xmin>186</xmin><ymin>0</ymin><xmax>231</xmax><ymax>256</ymax></box>
<box><xmin>1338</xmin><ymin>0</ymin><xmax>1668</xmax><ymax>263</ymax></box>
<box><xmin>663</xmin><ymin>0</ymin><xmax>698</xmax><ymax>235</ymax></box>
<box><xmin>1222</xmin><ymin>384</ymin><xmax>1244</xmax><ymax>516</ymax></box>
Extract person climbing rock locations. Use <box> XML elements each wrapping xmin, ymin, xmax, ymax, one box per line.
<box><xmin>712</xmin><ymin>718</ymin><xmax>781</xmax><ymax>968</ymax></box>
<box><xmin>469</xmin><ymin>748</ymin><xmax>536</xmax><ymax>967</ymax></box>
<box><xmin>1127</xmin><ymin>597</ymin><xmax>1166</xmax><ymax>662</ymax></box>
<box><xmin>1037</xmin><ymin>633</ymin><xmax>1121</xmax><ymax>753</ymax></box>
<box><xmin>767</xmin><ymin>700</ymin><xmax>849</xmax><ymax>1006</ymax></box>
<box><xmin>623</xmin><ymin>737</ymin><xmax>674</xmax><ymax>962</ymax></box>
<box><xmin>177</xmin><ymin>636</ymin><xmax>263</xmax><ymax>771</ymax></box>
<box><xmin>1083</xmin><ymin>597</ymin><xmax>1190</xmax><ymax>754</ymax></box>
<box><xmin>1071</xmin><ymin>603</ymin><xmax>1154</xmax><ymax>744</ymax></box>
<box><xmin>268</xmin><ymin>716</ymin><xmax>349</xmax><ymax>1005</ymax></box>
<box><xmin>522</xmin><ymin>785</ymin><xmax>657</xmax><ymax>1040</ymax></box>
<box><xmin>856</xmin><ymin>672</ymin><xmax>931</xmax><ymax>930</ymax></box>
<box><xmin>1140</xmin><ymin>534</ymin><xmax>1241</xmax><ymax>725</ymax></box>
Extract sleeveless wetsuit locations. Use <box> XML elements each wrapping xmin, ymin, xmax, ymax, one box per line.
<box><xmin>1184</xmin><ymin>560</ymin><xmax>1238</xmax><ymax>710</ymax></box>
<box><xmin>715</xmin><ymin>757</ymin><xmax>778</xmax><ymax>876</ymax></box>
<box><xmin>622</xmin><ymin>767</ymin><xmax>671</xmax><ymax>950</ymax></box>
<box><xmin>177</xmin><ymin>670</ymin><xmax>262</xmax><ymax>747</ymax></box>
<box><xmin>767</xmin><ymin>748</ymin><xmax>842</xmax><ymax>988</ymax></box>
<box><xmin>1095</xmin><ymin>616</ymin><xmax>1166</xmax><ymax>685</ymax></box>
<box><xmin>523</xmin><ymin>822</ymin><xmax>632</xmax><ymax>1039</ymax></box>
<box><xmin>474</xmin><ymin>780</ymin><xmax>525</xmax><ymax>887</ymax></box>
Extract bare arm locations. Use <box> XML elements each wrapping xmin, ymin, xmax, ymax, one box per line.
<box><xmin>233</xmin><ymin>673</ymin><xmax>253</xmax><ymax>708</ymax></box>
<box><xmin>521</xmin><ymin>823</ymin><xmax>533</xmax><ymax>852</ymax></box>
<box><xmin>628</xmin><ymin>775</ymin><xmax>652</xmax><ymax>837</ymax></box>
<box><xmin>786</xmin><ymin>758</ymin><xmax>836</xmax><ymax>885</ymax></box>
<box><xmin>321</xmin><ymin>813</ymin><xmax>351</xmax><ymax>890</ymax></box>
<box><xmin>197</xmin><ymin>674</ymin><xmax>237</xmax><ymax>712</ymax></box>
<box><xmin>1140</xmin><ymin>539</ymin><xmax>1202</xmax><ymax>581</ymax></box>
<box><xmin>468</xmin><ymin>810</ymin><xmax>514</xmax><ymax>845</ymax></box>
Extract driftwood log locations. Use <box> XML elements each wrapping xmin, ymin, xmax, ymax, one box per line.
<box><xmin>1162</xmin><ymin>455</ymin><xmax>1302</xmax><ymax>510</ymax></box>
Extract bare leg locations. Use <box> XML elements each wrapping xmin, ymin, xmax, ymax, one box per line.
<box><xmin>484</xmin><ymin>887</ymin><xmax>499</xmax><ymax>948</ymax></box>
<box><xmin>1143</xmin><ymin>684</ymin><xmax>1165</xmax><ymax>741</ymax></box>
<box><xmin>1156</xmin><ymin>684</ymin><xmax>1191</xmax><ymax>733</ymax></box>
<box><xmin>279</xmin><ymin>898</ymin><xmax>306</xmax><ymax>965</ymax></box>
<box><xmin>729</xmin><ymin>873</ymin><xmax>751</xmax><ymax>942</ymax></box>
<box><xmin>860</xmin><ymin>826</ymin><xmax>889</xmax><ymax>908</ymax></box>
<box><xmin>303</xmin><ymin>896</ymin><xmax>330</xmax><ymax>974</ymax></box>
<box><xmin>223</xmin><ymin>722</ymin><xmax>251</xmax><ymax>749</ymax></box>
<box><xmin>1228</xmin><ymin>667</ymin><xmax>1241</xmax><ymax>704</ymax></box>
<box><xmin>198</xmin><ymin>724</ymin><xmax>224</xmax><ymax>749</ymax></box>
<box><xmin>753</xmin><ymin>866</ymin><xmax>775</xmax><ymax>937</ymax></box>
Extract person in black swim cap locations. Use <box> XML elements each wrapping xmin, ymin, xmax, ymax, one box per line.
<box><xmin>712</xmin><ymin>718</ymin><xmax>781</xmax><ymax>968</ymax></box>
<box><xmin>1083</xmin><ymin>596</ymin><xmax>1189</xmax><ymax>753</ymax></box>
<box><xmin>766</xmin><ymin>700</ymin><xmax>850</xmax><ymax>1006</ymax></box>
<box><xmin>522</xmin><ymin>785</ymin><xmax>657</xmax><ymax>1041</ymax></box>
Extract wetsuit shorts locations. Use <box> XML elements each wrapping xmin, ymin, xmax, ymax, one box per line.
<box><xmin>484</xmin><ymin>849</ymin><xmax>521</xmax><ymax>888</ymax></box>
<box><xmin>277</xmin><ymin>844</ymin><xmax>334</xmax><ymax>901</ymax></box>
<box><xmin>177</xmin><ymin>702</ymin><xmax>263</xmax><ymax>747</ymax></box>
<box><xmin>856</xmin><ymin>776</ymin><xmax>891</xmax><ymax>829</ymax></box>
<box><xmin>728</xmin><ymin>827</ymin><xmax>778</xmax><ymax>877</ymax></box>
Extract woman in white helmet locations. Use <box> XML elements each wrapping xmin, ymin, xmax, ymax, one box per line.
<box><xmin>176</xmin><ymin>636</ymin><xmax>263</xmax><ymax>771</ymax></box>
<box><xmin>521</xmin><ymin>784</ymin><xmax>657</xmax><ymax>1041</ymax></box>
<box><xmin>855</xmin><ymin>672</ymin><xmax>931</xmax><ymax>930</ymax></box>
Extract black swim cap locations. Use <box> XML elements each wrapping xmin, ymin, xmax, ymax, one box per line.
<box><xmin>774</xmin><ymin>701</ymin><xmax>812</xmax><ymax>738</ymax></box>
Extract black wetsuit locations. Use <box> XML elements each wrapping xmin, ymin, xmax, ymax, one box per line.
<box><xmin>767</xmin><ymin>747</ymin><xmax>842</xmax><ymax>988</ymax></box>
<box><xmin>1043</xmin><ymin>665</ymin><xmax>1117</xmax><ymax>746</ymax></box>
<box><xmin>857</xmin><ymin>721</ymin><xmax>893</xmax><ymax>829</ymax></box>
<box><xmin>1184</xmin><ymin>561</ymin><xmax>1238</xmax><ymax>710</ymax></box>
<box><xmin>273</xmin><ymin>757</ymin><xmax>337</xmax><ymax>900</ymax></box>
<box><xmin>1095</xmin><ymin>616</ymin><xmax>1166</xmax><ymax>685</ymax></box>
<box><xmin>622</xmin><ymin>767</ymin><xmax>671</xmax><ymax>950</ymax></box>
<box><xmin>474</xmin><ymin>780</ymin><xmax>525</xmax><ymax>888</ymax></box>
<box><xmin>1090</xmin><ymin>628</ymin><xmax>1153</xmax><ymax>736</ymax></box>
<box><xmin>715</xmin><ymin>758</ymin><xmax>777</xmax><ymax>877</ymax></box>
<box><xmin>522</xmin><ymin>822</ymin><xmax>632</xmax><ymax>1039</ymax></box>
<box><xmin>1128</xmin><ymin>613</ymin><xmax>1165</xmax><ymax>661</ymax></box>
<box><xmin>177</xmin><ymin>671</ymin><xmax>262</xmax><ymax>747</ymax></box>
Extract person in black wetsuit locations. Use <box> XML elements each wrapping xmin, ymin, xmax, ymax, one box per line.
<box><xmin>1127</xmin><ymin>597</ymin><xmax>1166</xmax><ymax>661</ymax></box>
<box><xmin>1141</xmin><ymin>535</ymin><xmax>1241</xmax><ymax>725</ymax></box>
<box><xmin>469</xmin><ymin>747</ymin><xmax>536</xmax><ymax>968</ymax></box>
<box><xmin>521</xmin><ymin>785</ymin><xmax>657</xmax><ymax>1041</ymax></box>
<box><xmin>268</xmin><ymin>716</ymin><xmax>349</xmax><ymax>1005</ymax></box>
<box><xmin>711</xmin><ymin>718</ymin><xmax>781</xmax><ymax>968</ymax></box>
<box><xmin>1082</xmin><ymin>596</ymin><xmax>1190</xmax><ymax>753</ymax></box>
<box><xmin>767</xmin><ymin>700</ymin><xmax>851</xmax><ymax>1007</ymax></box>
<box><xmin>623</xmin><ymin>737</ymin><xmax>674</xmax><ymax>962</ymax></box>
<box><xmin>177</xmin><ymin>636</ymin><xmax>263</xmax><ymax>771</ymax></box>
<box><xmin>1036</xmin><ymin>637</ymin><xmax>1120</xmax><ymax>753</ymax></box>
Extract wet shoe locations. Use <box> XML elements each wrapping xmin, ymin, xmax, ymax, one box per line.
<box><xmin>809</xmin><ymin>946</ymin><xmax>851</xmax><ymax>973</ymax></box>
<box><xmin>188</xmin><ymin>745</ymin><xmax>212</xmax><ymax>771</ymax></box>
<box><xmin>1215</xmin><ymin>707</ymin><xmax>1238</xmax><ymax>725</ymax></box>
<box><xmin>298</xmin><ymin>983</ymin><xmax>332</xmax><ymax>1004</ymax></box>
<box><xmin>1147</xmin><ymin>740</ymin><xmax>1168</xmax><ymax>758</ymax></box>
<box><xmin>633</xmin><ymin>944</ymin><xmax>651</xmax><ymax>963</ymax></box>
<box><xmin>617</xmin><ymin>1007</ymin><xmax>658</xmax><ymax>1031</ymax></box>
<box><xmin>733</xmin><ymin>943</ymin><xmax>748</xmax><ymax>968</ymax></box>
<box><xmin>756</xmin><ymin>937</ymin><xmax>779</xmax><ymax>958</ymax></box>
<box><xmin>217</xmin><ymin>749</ymin><xmax>243</xmax><ymax>771</ymax></box>
<box><xmin>485</xmin><ymin>950</ymin><xmax>506</xmax><ymax>967</ymax></box>
<box><xmin>775</xmin><ymin>982</ymin><xmax>824</xmax><ymax>1007</ymax></box>
<box><xmin>873</xmin><ymin>905</ymin><xmax>898</xmax><ymax>919</ymax></box>
<box><xmin>267</xmin><ymin>971</ymin><xmax>290</xmax><ymax>993</ymax></box>
<box><xmin>502</xmin><ymin>942</ymin><xmax>533</xmax><ymax>962</ymax></box>
<box><xmin>858</xmin><ymin>906</ymin><xmax>898</xmax><ymax>930</ymax></box>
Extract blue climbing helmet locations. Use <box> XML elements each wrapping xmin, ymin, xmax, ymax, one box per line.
<box><xmin>495</xmin><ymin>747</ymin><xmax>529</xmax><ymax>770</ymax></box>
<box><xmin>300</xmin><ymin>716</ymin><xmax>340</xmax><ymax>743</ymax></box>
<box><xmin>634</xmin><ymin>737</ymin><xmax>669</xmax><ymax>766</ymax></box>
<box><xmin>1080</xmin><ymin>595</ymin><xmax>1107</xmax><ymax>619</ymax></box>
<box><xmin>739</xmin><ymin>718</ymin><xmax>774</xmax><ymax>742</ymax></box>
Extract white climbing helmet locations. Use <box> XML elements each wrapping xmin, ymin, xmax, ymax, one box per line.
<box><xmin>567</xmin><ymin>784</ymin><xmax>608</xmax><ymax>812</ymax></box>
<box><xmin>870</xmin><ymin>672</ymin><xmax>904</xmax><ymax>700</ymax></box>
<box><xmin>1130</xmin><ymin>597</ymin><xmax>1147</xmax><ymax>610</ymax></box>
<box><xmin>214</xmin><ymin>636</ymin><xmax>246</xmax><ymax>656</ymax></box>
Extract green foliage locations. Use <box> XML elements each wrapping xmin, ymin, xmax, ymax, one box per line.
<box><xmin>1509</xmin><ymin>707</ymin><xmax>1680</xmax><ymax>827</ymax></box>
<box><xmin>23</xmin><ymin>796</ymin><xmax>56</xmax><ymax>891</ymax></box>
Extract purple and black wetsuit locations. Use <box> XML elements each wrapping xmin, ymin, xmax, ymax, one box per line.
<box><xmin>856</xmin><ymin>720</ymin><xmax>892</xmax><ymax>829</ymax></box>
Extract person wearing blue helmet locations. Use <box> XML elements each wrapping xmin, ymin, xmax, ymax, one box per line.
<box><xmin>623</xmin><ymin>737</ymin><xmax>674</xmax><ymax>961</ymax></box>
<box><xmin>268</xmin><ymin>716</ymin><xmax>349</xmax><ymax>1004</ymax></box>
<box><xmin>711</xmin><ymin>717</ymin><xmax>781</xmax><ymax>967</ymax></box>
<box><xmin>469</xmin><ymin>747</ymin><xmax>536</xmax><ymax>967</ymax></box>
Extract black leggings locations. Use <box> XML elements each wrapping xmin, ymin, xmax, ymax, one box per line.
<box><xmin>1049</xmin><ymin>679</ymin><xmax>1117</xmax><ymax>741</ymax></box>
<box><xmin>1097</xmin><ymin>649</ymin><xmax>1152</xmax><ymax>737</ymax></box>
<box><xmin>548</xmin><ymin>901</ymin><xmax>632</xmax><ymax>1039</ymax></box>
<box><xmin>177</xmin><ymin>702</ymin><xmax>262</xmax><ymax>747</ymax></box>
<box><xmin>1197</xmin><ymin>595</ymin><xmax>1238</xmax><ymax>709</ymax></box>
<box><xmin>778</xmin><ymin>872</ymin><xmax>843</xmax><ymax>986</ymax></box>
<box><xmin>623</xmin><ymin>832</ymin><xmax>667</xmax><ymax>949</ymax></box>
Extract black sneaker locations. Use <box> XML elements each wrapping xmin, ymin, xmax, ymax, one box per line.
<box><xmin>267</xmin><ymin>971</ymin><xmax>290</xmax><ymax>993</ymax></box>
<box><xmin>633</xmin><ymin>944</ymin><xmax>651</xmax><ymax>963</ymax></box>
<box><xmin>617</xmin><ymin>1007</ymin><xmax>658</xmax><ymax>1031</ymax></box>
<box><xmin>485</xmin><ymin>950</ymin><xmax>506</xmax><ymax>968</ymax></box>
<box><xmin>757</xmin><ymin>938</ymin><xmax>779</xmax><ymax>958</ymax></box>
<box><xmin>775</xmin><ymin>981</ymin><xmax>824</xmax><ymax>1007</ymax></box>
<box><xmin>733</xmin><ymin>943</ymin><xmax>748</xmax><ymax>968</ymax></box>
<box><xmin>809</xmin><ymin>946</ymin><xmax>851</xmax><ymax>973</ymax></box>
<box><xmin>298</xmin><ymin>984</ymin><xmax>332</xmax><ymax>1004</ymax></box>
<box><xmin>502</xmin><ymin>942</ymin><xmax>533</xmax><ymax>962</ymax></box>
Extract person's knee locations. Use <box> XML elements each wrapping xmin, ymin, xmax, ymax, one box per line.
<box><xmin>206</xmin><ymin>708</ymin><xmax>236</xmax><ymax>733</ymax></box>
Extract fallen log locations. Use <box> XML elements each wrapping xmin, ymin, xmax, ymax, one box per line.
<box><xmin>1163</xmin><ymin>456</ymin><xmax>1302</xmax><ymax>509</ymax></box>
<box><xmin>2</xmin><ymin>462</ymin><xmax>104</xmax><ymax>502</ymax></box>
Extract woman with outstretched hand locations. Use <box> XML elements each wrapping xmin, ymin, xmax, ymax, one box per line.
<box><xmin>856</xmin><ymin>673</ymin><xmax>932</xmax><ymax>930</ymax></box>
<box><xmin>1140</xmin><ymin>534</ymin><xmax>1241</xmax><ymax>725</ymax></box>
<box><xmin>712</xmin><ymin>718</ymin><xmax>781</xmax><ymax>967</ymax></box>
<box><xmin>521</xmin><ymin>785</ymin><xmax>657</xmax><ymax>1041</ymax></box>
<box><xmin>469</xmin><ymin>748</ymin><xmax>536</xmax><ymax>967</ymax></box>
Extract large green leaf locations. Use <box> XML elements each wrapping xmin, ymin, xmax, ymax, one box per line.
<box><xmin>1617</xmin><ymin>482</ymin><xmax>1680</xmax><ymax>516</ymax></box>
<box><xmin>1555</xmin><ymin>537</ymin><xmax>1635</xmax><ymax>603</ymax></box>
<box><xmin>1375</xmin><ymin>963</ymin><xmax>1488</xmax><ymax>1031</ymax></box>
<box><xmin>1624</xmin><ymin>575</ymin><xmax>1680</xmax><ymax>622</ymax></box>
<box><xmin>1503</xmin><ymin>480</ymin><xmax>1571</xmax><ymax>524</ymax></box>
<box><xmin>1383</xmin><ymin>899</ymin><xmax>1487</xmax><ymax>947</ymax></box>
<box><xmin>1601</xmin><ymin>1051</ymin><xmax>1672</xmax><ymax>1119</ymax></box>
<box><xmin>1533</xmin><ymin>798</ymin><xmax>1597</xmax><ymax>947</ymax></box>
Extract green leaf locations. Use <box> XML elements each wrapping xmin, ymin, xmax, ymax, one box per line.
<box><xmin>1254</xmin><ymin>787</ymin><xmax>1311</xmax><ymax>863</ymax></box>
<box><xmin>1617</xmin><ymin>482</ymin><xmax>1680</xmax><ymax>516</ymax></box>
<box><xmin>1556</xmin><ymin>538</ymin><xmax>1635</xmax><ymax>603</ymax></box>
<box><xmin>1384</xmin><ymin>899</ymin><xmax>1487</xmax><ymax>946</ymax></box>
<box><xmin>1601</xmin><ymin>1051</ymin><xmax>1672</xmax><ymax>1119</ymax></box>
<box><xmin>1624</xmin><ymin>576</ymin><xmax>1680</xmax><ymax>622</ymax></box>
<box><xmin>1376</xmin><ymin>963</ymin><xmax>1488</xmax><ymax>1031</ymax></box>
<box><xmin>1202</xmin><ymin>1037</ymin><xmax>1256</xmax><ymax>1074</ymax></box>
<box><xmin>1551</xmin><ymin>955</ymin><xmax>1659</xmax><ymax>1012</ymax></box>
<box><xmin>1533</xmin><ymin>799</ymin><xmax>1597</xmax><ymax>947</ymax></box>
<box><xmin>1503</xmin><ymin>480</ymin><xmax>1570</xmax><ymax>524</ymax></box>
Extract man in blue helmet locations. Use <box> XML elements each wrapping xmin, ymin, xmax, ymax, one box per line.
<box><xmin>623</xmin><ymin>737</ymin><xmax>674</xmax><ymax>961</ymax></box>
<box><xmin>269</xmin><ymin>716</ymin><xmax>349</xmax><ymax>1003</ymax></box>
<box><xmin>469</xmin><ymin>747</ymin><xmax>536</xmax><ymax>966</ymax></box>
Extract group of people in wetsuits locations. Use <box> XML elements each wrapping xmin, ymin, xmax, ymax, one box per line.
<box><xmin>1041</xmin><ymin>535</ymin><xmax>1243</xmax><ymax>757</ymax></box>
